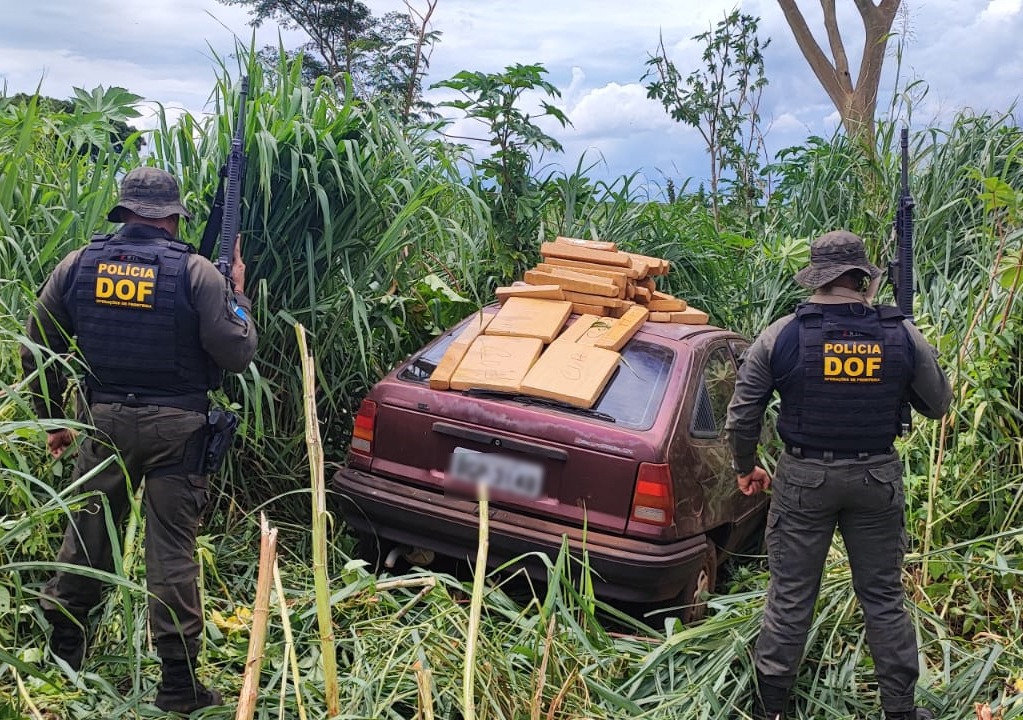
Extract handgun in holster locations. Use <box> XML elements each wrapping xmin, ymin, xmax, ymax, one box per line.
<box><xmin>202</xmin><ymin>408</ymin><xmax>239</xmax><ymax>474</ymax></box>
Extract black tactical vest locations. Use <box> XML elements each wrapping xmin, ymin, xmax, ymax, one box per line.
<box><xmin>66</xmin><ymin>231</ymin><xmax>219</xmax><ymax>405</ymax></box>
<box><xmin>775</xmin><ymin>303</ymin><xmax>911</xmax><ymax>451</ymax></box>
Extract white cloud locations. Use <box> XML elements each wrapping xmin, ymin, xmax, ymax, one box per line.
<box><xmin>980</xmin><ymin>0</ymin><xmax>1022</xmax><ymax>21</ymax></box>
<box><xmin>769</xmin><ymin>112</ymin><xmax>808</xmax><ymax>134</ymax></box>
<box><xmin>3</xmin><ymin>47</ymin><xmax>215</xmax><ymax>111</ymax></box>
<box><xmin>2</xmin><ymin>0</ymin><xmax>1021</xmax><ymax>184</ymax></box>
<box><xmin>564</xmin><ymin>82</ymin><xmax>675</xmax><ymax>139</ymax></box>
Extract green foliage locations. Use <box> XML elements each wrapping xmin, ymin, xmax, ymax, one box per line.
<box><xmin>0</xmin><ymin>89</ymin><xmax>139</xmax><ymax>320</ymax></box>
<box><xmin>225</xmin><ymin>0</ymin><xmax>439</xmax><ymax>119</ymax></box>
<box><xmin>2</xmin><ymin>39</ymin><xmax>1023</xmax><ymax>720</ymax></box>
<box><xmin>6</xmin><ymin>87</ymin><xmax>144</xmax><ymax>156</ymax></box>
<box><xmin>645</xmin><ymin>11</ymin><xmax>770</xmax><ymax>226</ymax></box>
<box><xmin>434</xmin><ymin>63</ymin><xmax>570</xmax><ymax>282</ymax></box>
<box><xmin>141</xmin><ymin>49</ymin><xmax>492</xmax><ymax>514</ymax></box>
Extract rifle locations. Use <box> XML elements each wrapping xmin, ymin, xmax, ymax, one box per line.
<box><xmin>197</xmin><ymin>78</ymin><xmax>248</xmax><ymax>464</ymax></box>
<box><xmin>199</xmin><ymin>76</ymin><xmax>249</xmax><ymax>283</ymax></box>
<box><xmin>889</xmin><ymin>127</ymin><xmax>915</xmax><ymax>322</ymax></box>
<box><xmin>888</xmin><ymin>127</ymin><xmax>914</xmax><ymax>434</ymax></box>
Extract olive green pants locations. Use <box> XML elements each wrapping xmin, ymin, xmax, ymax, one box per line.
<box><xmin>755</xmin><ymin>451</ymin><xmax>918</xmax><ymax>715</ymax></box>
<box><xmin>41</xmin><ymin>402</ymin><xmax>209</xmax><ymax>660</ymax></box>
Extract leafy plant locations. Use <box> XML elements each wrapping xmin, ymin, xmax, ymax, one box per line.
<box><xmin>433</xmin><ymin>63</ymin><xmax>570</xmax><ymax>282</ymax></box>
<box><xmin>3</xmin><ymin>37</ymin><xmax>1023</xmax><ymax>720</ymax></box>
<box><xmin>645</xmin><ymin>10</ymin><xmax>770</xmax><ymax>227</ymax></box>
<box><xmin>225</xmin><ymin>0</ymin><xmax>440</xmax><ymax>119</ymax></box>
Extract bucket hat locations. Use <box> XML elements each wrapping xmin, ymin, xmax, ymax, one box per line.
<box><xmin>107</xmin><ymin>167</ymin><xmax>191</xmax><ymax>222</ymax></box>
<box><xmin>793</xmin><ymin>230</ymin><xmax>881</xmax><ymax>289</ymax></box>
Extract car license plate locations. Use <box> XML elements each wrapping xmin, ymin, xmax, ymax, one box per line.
<box><xmin>447</xmin><ymin>447</ymin><xmax>544</xmax><ymax>499</ymax></box>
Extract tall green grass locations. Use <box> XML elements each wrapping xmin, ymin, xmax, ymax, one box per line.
<box><xmin>1</xmin><ymin>48</ymin><xmax>1021</xmax><ymax>719</ymax></box>
<box><xmin>139</xmin><ymin>50</ymin><xmax>494</xmax><ymax>514</ymax></box>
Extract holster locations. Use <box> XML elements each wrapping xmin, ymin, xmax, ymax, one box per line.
<box><xmin>202</xmin><ymin>409</ymin><xmax>239</xmax><ymax>475</ymax></box>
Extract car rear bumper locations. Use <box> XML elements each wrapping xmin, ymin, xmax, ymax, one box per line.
<box><xmin>334</xmin><ymin>467</ymin><xmax>708</xmax><ymax>603</ymax></box>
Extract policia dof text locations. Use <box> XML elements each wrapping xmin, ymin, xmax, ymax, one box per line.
<box><xmin>726</xmin><ymin>230</ymin><xmax>952</xmax><ymax>720</ymax></box>
<box><xmin>21</xmin><ymin>167</ymin><xmax>258</xmax><ymax>713</ymax></box>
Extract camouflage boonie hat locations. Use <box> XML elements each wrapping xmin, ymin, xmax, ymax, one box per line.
<box><xmin>107</xmin><ymin>167</ymin><xmax>191</xmax><ymax>222</ymax></box>
<box><xmin>793</xmin><ymin>230</ymin><xmax>882</xmax><ymax>289</ymax></box>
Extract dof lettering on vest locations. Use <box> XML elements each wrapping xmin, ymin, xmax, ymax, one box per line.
<box><xmin>822</xmin><ymin>341</ymin><xmax>883</xmax><ymax>383</ymax></box>
<box><xmin>94</xmin><ymin>262</ymin><xmax>158</xmax><ymax>309</ymax></box>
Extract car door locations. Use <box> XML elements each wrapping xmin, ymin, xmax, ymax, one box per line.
<box><xmin>678</xmin><ymin>341</ymin><xmax>739</xmax><ymax>533</ymax></box>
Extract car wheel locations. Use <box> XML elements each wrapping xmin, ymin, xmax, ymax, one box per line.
<box><xmin>678</xmin><ymin>542</ymin><xmax>718</xmax><ymax>624</ymax></box>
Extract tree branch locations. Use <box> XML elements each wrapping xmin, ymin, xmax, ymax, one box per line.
<box><xmin>821</xmin><ymin>0</ymin><xmax>853</xmax><ymax>94</ymax></box>
<box><xmin>776</xmin><ymin>0</ymin><xmax>847</xmax><ymax>111</ymax></box>
<box><xmin>854</xmin><ymin>0</ymin><xmax>899</xmax><ymax>96</ymax></box>
<box><xmin>402</xmin><ymin>0</ymin><xmax>438</xmax><ymax>119</ymax></box>
<box><xmin>850</xmin><ymin>0</ymin><xmax>876</xmax><ymax>16</ymax></box>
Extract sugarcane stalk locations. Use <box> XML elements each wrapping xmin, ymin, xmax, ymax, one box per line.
<box><xmin>295</xmin><ymin>322</ymin><xmax>339</xmax><ymax>715</ymax></box>
<box><xmin>463</xmin><ymin>483</ymin><xmax>489</xmax><ymax>720</ymax></box>
<box><xmin>273</xmin><ymin>558</ymin><xmax>308</xmax><ymax>720</ymax></box>
<box><xmin>235</xmin><ymin>512</ymin><xmax>277</xmax><ymax>720</ymax></box>
<box><xmin>416</xmin><ymin>661</ymin><xmax>435</xmax><ymax>720</ymax></box>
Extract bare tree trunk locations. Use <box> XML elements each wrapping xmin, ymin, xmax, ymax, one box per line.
<box><xmin>776</xmin><ymin>0</ymin><xmax>901</xmax><ymax>149</ymax></box>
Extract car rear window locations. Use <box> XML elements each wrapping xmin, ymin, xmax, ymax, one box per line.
<box><xmin>399</xmin><ymin>330</ymin><xmax>674</xmax><ymax>430</ymax></box>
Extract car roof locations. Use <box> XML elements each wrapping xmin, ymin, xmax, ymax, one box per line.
<box><xmin>635</xmin><ymin>321</ymin><xmax>728</xmax><ymax>344</ymax></box>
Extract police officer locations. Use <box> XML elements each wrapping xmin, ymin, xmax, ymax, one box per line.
<box><xmin>21</xmin><ymin>167</ymin><xmax>257</xmax><ymax>713</ymax></box>
<box><xmin>725</xmin><ymin>231</ymin><xmax>951</xmax><ymax>720</ymax></box>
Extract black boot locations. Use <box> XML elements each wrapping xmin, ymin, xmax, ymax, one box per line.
<box><xmin>45</xmin><ymin>611</ymin><xmax>85</xmax><ymax>671</ymax></box>
<box><xmin>752</xmin><ymin>671</ymin><xmax>791</xmax><ymax>720</ymax></box>
<box><xmin>155</xmin><ymin>658</ymin><xmax>223</xmax><ymax>714</ymax></box>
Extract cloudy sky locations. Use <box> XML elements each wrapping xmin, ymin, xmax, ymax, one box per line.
<box><xmin>3</xmin><ymin>0</ymin><xmax>1021</xmax><ymax>188</ymax></box>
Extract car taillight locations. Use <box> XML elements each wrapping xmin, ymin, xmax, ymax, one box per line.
<box><xmin>350</xmin><ymin>399</ymin><xmax>377</xmax><ymax>456</ymax></box>
<box><xmin>629</xmin><ymin>462</ymin><xmax>674</xmax><ymax>527</ymax></box>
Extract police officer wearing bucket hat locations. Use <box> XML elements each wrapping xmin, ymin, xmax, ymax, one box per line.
<box><xmin>725</xmin><ymin>230</ymin><xmax>951</xmax><ymax>720</ymax></box>
<box><xmin>21</xmin><ymin>166</ymin><xmax>257</xmax><ymax>713</ymax></box>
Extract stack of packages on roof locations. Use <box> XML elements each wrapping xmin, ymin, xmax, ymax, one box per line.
<box><xmin>429</xmin><ymin>236</ymin><xmax>709</xmax><ymax>409</ymax></box>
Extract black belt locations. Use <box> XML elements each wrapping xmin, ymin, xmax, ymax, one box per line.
<box><xmin>89</xmin><ymin>391</ymin><xmax>209</xmax><ymax>414</ymax></box>
<box><xmin>786</xmin><ymin>445</ymin><xmax>894</xmax><ymax>461</ymax></box>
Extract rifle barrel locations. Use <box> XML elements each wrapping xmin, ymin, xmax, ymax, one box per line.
<box><xmin>896</xmin><ymin>127</ymin><xmax>915</xmax><ymax>321</ymax></box>
<box><xmin>216</xmin><ymin>76</ymin><xmax>249</xmax><ymax>280</ymax></box>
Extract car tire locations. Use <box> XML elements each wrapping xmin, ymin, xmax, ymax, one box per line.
<box><xmin>678</xmin><ymin>541</ymin><xmax>718</xmax><ymax>624</ymax></box>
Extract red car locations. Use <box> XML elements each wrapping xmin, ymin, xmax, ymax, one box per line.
<box><xmin>334</xmin><ymin>310</ymin><xmax>767</xmax><ymax>618</ymax></box>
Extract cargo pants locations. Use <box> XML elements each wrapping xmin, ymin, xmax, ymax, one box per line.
<box><xmin>41</xmin><ymin>402</ymin><xmax>209</xmax><ymax>661</ymax></box>
<box><xmin>755</xmin><ymin>451</ymin><xmax>919</xmax><ymax>715</ymax></box>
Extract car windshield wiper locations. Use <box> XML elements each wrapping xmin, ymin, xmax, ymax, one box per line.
<box><xmin>463</xmin><ymin>388</ymin><xmax>617</xmax><ymax>423</ymax></box>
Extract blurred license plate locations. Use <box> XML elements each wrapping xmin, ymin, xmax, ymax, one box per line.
<box><xmin>447</xmin><ymin>447</ymin><xmax>544</xmax><ymax>498</ymax></box>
